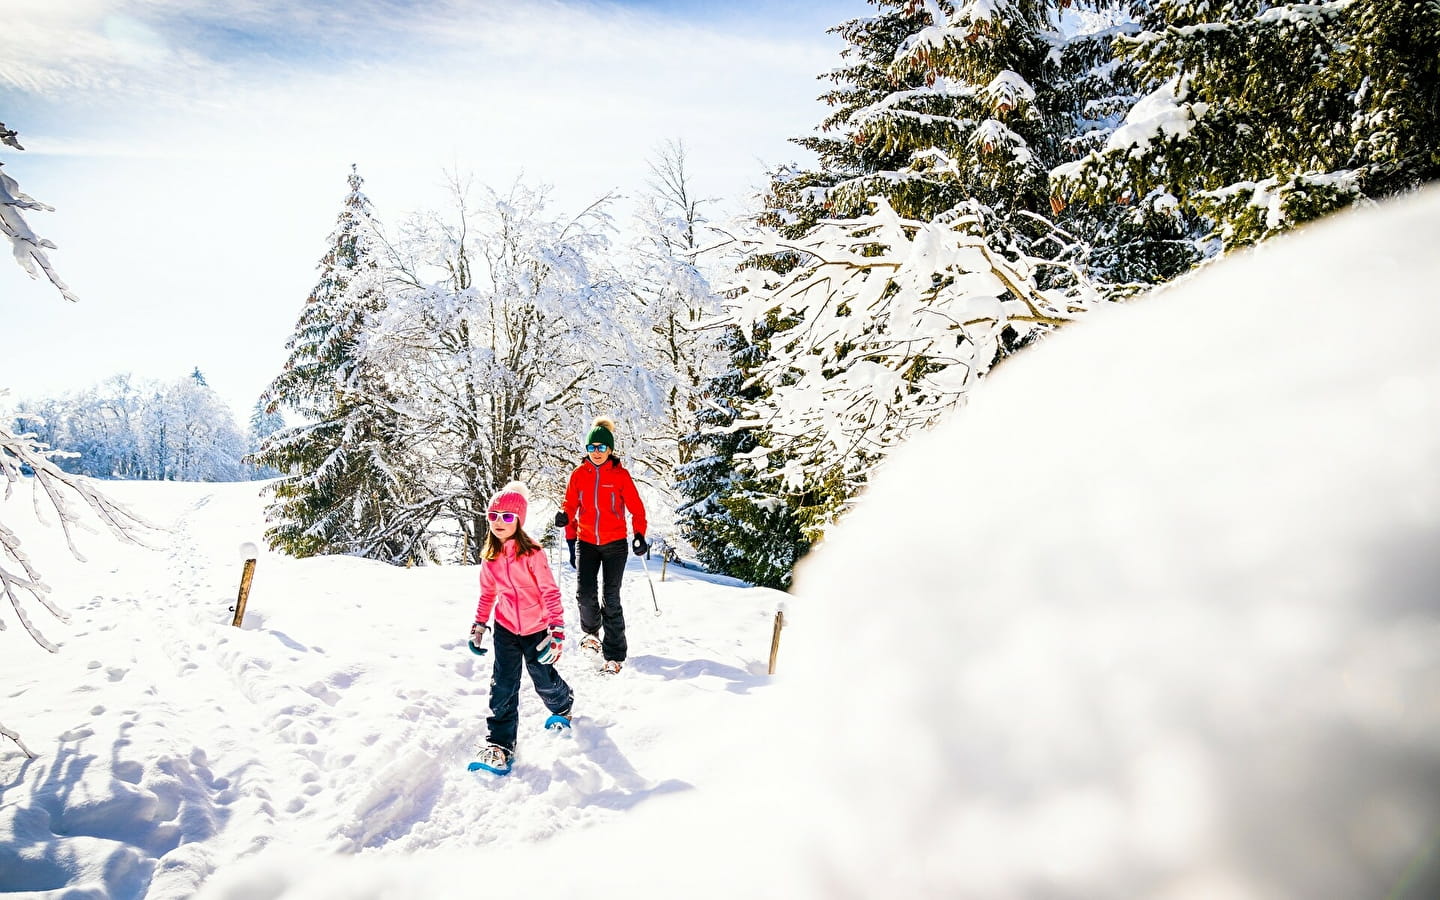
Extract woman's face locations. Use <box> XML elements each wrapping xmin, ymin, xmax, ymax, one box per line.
<box><xmin>488</xmin><ymin>512</ymin><xmax>518</xmax><ymax>541</ymax></box>
<box><xmin>586</xmin><ymin>442</ymin><xmax>611</xmax><ymax>466</ymax></box>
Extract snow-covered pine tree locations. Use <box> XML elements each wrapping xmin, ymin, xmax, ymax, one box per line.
<box><xmin>676</xmin><ymin>320</ymin><xmax>812</xmax><ymax>591</ymax></box>
<box><xmin>1052</xmin><ymin>0</ymin><xmax>1440</xmax><ymax>252</ymax></box>
<box><xmin>703</xmin><ymin>0</ymin><xmax>1108</xmax><ymax>551</ymax></box>
<box><xmin>253</xmin><ymin>167</ymin><xmax>422</xmax><ymax>563</ymax></box>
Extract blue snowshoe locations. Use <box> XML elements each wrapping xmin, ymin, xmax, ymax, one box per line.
<box><xmin>468</xmin><ymin>745</ymin><xmax>512</xmax><ymax>775</ymax></box>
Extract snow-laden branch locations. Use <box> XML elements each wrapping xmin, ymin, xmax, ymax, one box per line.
<box><xmin>1</xmin><ymin>396</ymin><xmax>158</xmax><ymax>653</ymax></box>
<box><xmin>0</xmin><ymin>125</ymin><xmax>78</xmax><ymax>303</ymax></box>
<box><xmin>718</xmin><ymin>196</ymin><xmax>1099</xmax><ymax>513</ymax></box>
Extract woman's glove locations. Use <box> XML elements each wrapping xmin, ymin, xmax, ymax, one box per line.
<box><xmin>632</xmin><ymin>533</ymin><xmax>649</xmax><ymax>557</ymax></box>
<box><xmin>554</xmin><ymin>510</ymin><xmax>568</xmax><ymax>527</ymax></box>
<box><xmin>468</xmin><ymin>622</ymin><xmax>488</xmax><ymax>656</ymax></box>
<box><xmin>537</xmin><ymin>625</ymin><xmax>564</xmax><ymax>666</ymax></box>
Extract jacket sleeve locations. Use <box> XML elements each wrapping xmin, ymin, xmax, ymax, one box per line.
<box><xmin>622</xmin><ymin>468</ymin><xmax>648</xmax><ymax>537</ymax></box>
<box><xmin>475</xmin><ymin>562</ymin><xmax>497</xmax><ymax>625</ymax></box>
<box><xmin>529</xmin><ymin>551</ymin><xmax>564</xmax><ymax>628</ymax></box>
<box><xmin>563</xmin><ymin>469</ymin><xmax>579</xmax><ymax>542</ymax></box>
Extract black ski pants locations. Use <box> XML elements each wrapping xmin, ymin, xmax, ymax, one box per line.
<box><xmin>576</xmin><ymin>538</ymin><xmax>629</xmax><ymax>662</ymax></box>
<box><xmin>486</xmin><ymin>623</ymin><xmax>573</xmax><ymax>752</ymax></box>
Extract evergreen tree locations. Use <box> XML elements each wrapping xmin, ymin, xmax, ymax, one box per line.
<box><xmin>676</xmin><ymin>322</ymin><xmax>811</xmax><ymax>591</ymax></box>
<box><xmin>254</xmin><ymin>167</ymin><xmax>421</xmax><ymax>563</ymax></box>
<box><xmin>1053</xmin><ymin>0</ymin><xmax>1440</xmax><ymax>251</ymax></box>
<box><xmin>696</xmin><ymin>1</ymin><xmax>1116</xmax><ymax>571</ymax></box>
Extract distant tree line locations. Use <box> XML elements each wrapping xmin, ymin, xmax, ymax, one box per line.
<box><xmin>10</xmin><ymin>368</ymin><xmax>278</xmax><ymax>482</ymax></box>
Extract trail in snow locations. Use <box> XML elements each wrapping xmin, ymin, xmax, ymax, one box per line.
<box><xmin>1</xmin><ymin>481</ymin><xmax>785</xmax><ymax>897</ymax></box>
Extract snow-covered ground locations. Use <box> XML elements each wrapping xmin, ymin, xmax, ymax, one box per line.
<box><xmin>5</xmin><ymin>185</ymin><xmax>1440</xmax><ymax>898</ymax></box>
<box><xmin>0</xmin><ymin>482</ymin><xmax>787</xmax><ymax>897</ymax></box>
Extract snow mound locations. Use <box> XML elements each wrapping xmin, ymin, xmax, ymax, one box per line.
<box><xmin>783</xmin><ymin>184</ymin><xmax>1440</xmax><ymax>898</ymax></box>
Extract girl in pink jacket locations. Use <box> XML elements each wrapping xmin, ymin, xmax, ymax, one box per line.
<box><xmin>466</xmin><ymin>481</ymin><xmax>573</xmax><ymax>776</ymax></box>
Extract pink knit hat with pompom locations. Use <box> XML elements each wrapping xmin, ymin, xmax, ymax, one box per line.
<box><xmin>487</xmin><ymin>481</ymin><xmax>529</xmax><ymax>526</ymax></box>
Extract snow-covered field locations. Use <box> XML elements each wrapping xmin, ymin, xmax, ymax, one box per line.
<box><xmin>5</xmin><ymin>185</ymin><xmax>1440</xmax><ymax>898</ymax></box>
<box><xmin>0</xmin><ymin>481</ymin><xmax>787</xmax><ymax>897</ymax></box>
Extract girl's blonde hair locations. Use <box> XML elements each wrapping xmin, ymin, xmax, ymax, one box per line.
<box><xmin>480</xmin><ymin>524</ymin><xmax>542</xmax><ymax>561</ymax></box>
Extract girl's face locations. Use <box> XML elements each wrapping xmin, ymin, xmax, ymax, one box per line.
<box><xmin>586</xmin><ymin>442</ymin><xmax>611</xmax><ymax>466</ymax></box>
<box><xmin>488</xmin><ymin>512</ymin><xmax>518</xmax><ymax>541</ymax></box>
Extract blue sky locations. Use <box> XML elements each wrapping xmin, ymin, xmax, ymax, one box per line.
<box><xmin>1</xmin><ymin>0</ymin><xmax>870</xmax><ymax>419</ymax></box>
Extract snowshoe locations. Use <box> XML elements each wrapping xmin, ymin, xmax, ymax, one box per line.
<box><xmin>580</xmin><ymin>633</ymin><xmax>602</xmax><ymax>654</ymax></box>
<box><xmin>544</xmin><ymin>713</ymin><xmax>572</xmax><ymax>731</ymax></box>
<box><xmin>601</xmin><ymin>659</ymin><xmax>622</xmax><ymax>676</ymax></box>
<box><xmin>467</xmin><ymin>744</ymin><xmax>513</xmax><ymax>776</ymax></box>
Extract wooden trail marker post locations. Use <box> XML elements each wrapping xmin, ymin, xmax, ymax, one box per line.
<box><xmin>231</xmin><ymin>542</ymin><xmax>258</xmax><ymax>627</ymax></box>
<box><xmin>768</xmin><ymin>603</ymin><xmax>787</xmax><ymax>675</ymax></box>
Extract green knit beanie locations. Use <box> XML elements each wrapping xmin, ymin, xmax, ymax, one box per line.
<box><xmin>586</xmin><ymin>417</ymin><xmax>616</xmax><ymax>450</ymax></box>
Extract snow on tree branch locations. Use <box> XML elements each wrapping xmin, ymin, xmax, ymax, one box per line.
<box><xmin>2</xmin><ymin>393</ymin><xmax>157</xmax><ymax>653</ymax></box>
<box><xmin>720</xmin><ymin>196</ymin><xmax>1098</xmax><ymax>518</ymax></box>
<box><xmin>0</xmin><ymin>121</ymin><xmax>78</xmax><ymax>303</ymax></box>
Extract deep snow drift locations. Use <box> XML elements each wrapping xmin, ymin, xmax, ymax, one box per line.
<box><xmin>6</xmin><ymin>185</ymin><xmax>1440</xmax><ymax>899</ymax></box>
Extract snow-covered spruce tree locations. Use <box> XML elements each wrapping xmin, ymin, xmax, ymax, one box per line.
<box><xmin>1</xmin><ymin>121</ymin><xmax>148</xmax><ymax>757</ymax></box>
<box><xmin>369</xmin><ymin>177</ymin><xmax>643</xmax><ymax>562</ymax></box>
<box><xmin>676</xmin><ymin>320</ymin><xmax>811</xmax><ymax>590</ymax></box>
<box><xmin>705</xmin><ymin>1</ymin><xmax>1111</xmax><ymax>547</ymax></box>
<box><xmin>1053</xmin><ymin>0</ymin><xmax>1440</xmax><ymax>252</ymax></box>
<box><xmin>623</xmin><ymin>141</ymin><xmax>725</xmax><ymax>501</ymax></box>
<box><xmin>254</xmin><ymin>167</ymin><xmax>422</xmax><ymax>564</ymax></box>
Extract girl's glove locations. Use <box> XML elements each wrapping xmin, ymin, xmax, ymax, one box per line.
<box><xmin>537</xmin><ymin>625</ymin><xmax>564</xmax><ymax>666</ymax></box>
<box><xmin>468</xmin><ymin>622</ymin><xmax>488</xmax><ymax>656</ymax></box>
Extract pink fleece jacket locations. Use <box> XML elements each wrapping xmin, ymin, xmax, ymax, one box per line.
<box><xmin>475</xmin><ymin>541</ymin><xmax>564</xmax><ymax>637</ymax></box>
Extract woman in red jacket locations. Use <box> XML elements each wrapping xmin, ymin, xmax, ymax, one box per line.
<box><xmin>556</xmin><ymin>417</ymin><xmax>648</xmax><ymax>675</ymax></box>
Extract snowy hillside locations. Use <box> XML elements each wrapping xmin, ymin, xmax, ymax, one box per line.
<box><xmin>6</xmin><ymin>184</ymin><xmax>1440</xmax><ymax>899</ymax></box>
<box><xmin>0</xmin><ymin>481</ymin><xmax>787</xmax><ymax>897</ymax></box>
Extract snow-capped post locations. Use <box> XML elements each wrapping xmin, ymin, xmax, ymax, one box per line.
<box><xmin>768</xmin><ymin>602</ymin><xmax>786</xmax><ymax>675</ymax></box>
<box><xmin>231</xmin><ymin>542</ymin><xmax>258</xmax><ymax>627</ymax></box>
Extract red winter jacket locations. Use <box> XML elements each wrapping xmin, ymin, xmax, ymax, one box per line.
<box><xmin>475</xmin><ymin>540</ymin><xmax>564</xmax><ymax>637</ymax></box>
<box><xmin>563</xmin><ymin>457</ymin><xmax>648</xmax><ymax>546</ymax></box>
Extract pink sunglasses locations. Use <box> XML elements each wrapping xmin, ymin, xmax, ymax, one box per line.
<box><xmin>486</xmin><ymin>511</ymin><xmax>520</xmax><ymax>523</ymax></box>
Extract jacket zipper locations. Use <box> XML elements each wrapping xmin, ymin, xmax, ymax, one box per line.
<box><xmin>592</xmin><ymin>464</ymin><xmax>602</xmax><ymax>543</ymax></box>
<box><xmin>503</xmin><ymin>550</ymin><xmax>528</xmax><ymax>633</ymax></box>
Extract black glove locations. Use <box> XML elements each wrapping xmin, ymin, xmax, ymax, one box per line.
<box><xmin>468</xmin><ymin>622</ymin><xmax>488</xmax><ymax>656</ymax></box>
<box><xmin>632</xmin><ymin>533</ymin><xmax>648</xmax><ymax>557</ymax></box>
<box><xmin>567</xmin><ymin>538</ymin><xmax>577</xmax><ymax>569</ymax></box>
<box><xmin>554</xmin><ymin>510</ymin><xmax>567</xmax><ymax>527</ymax></box>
